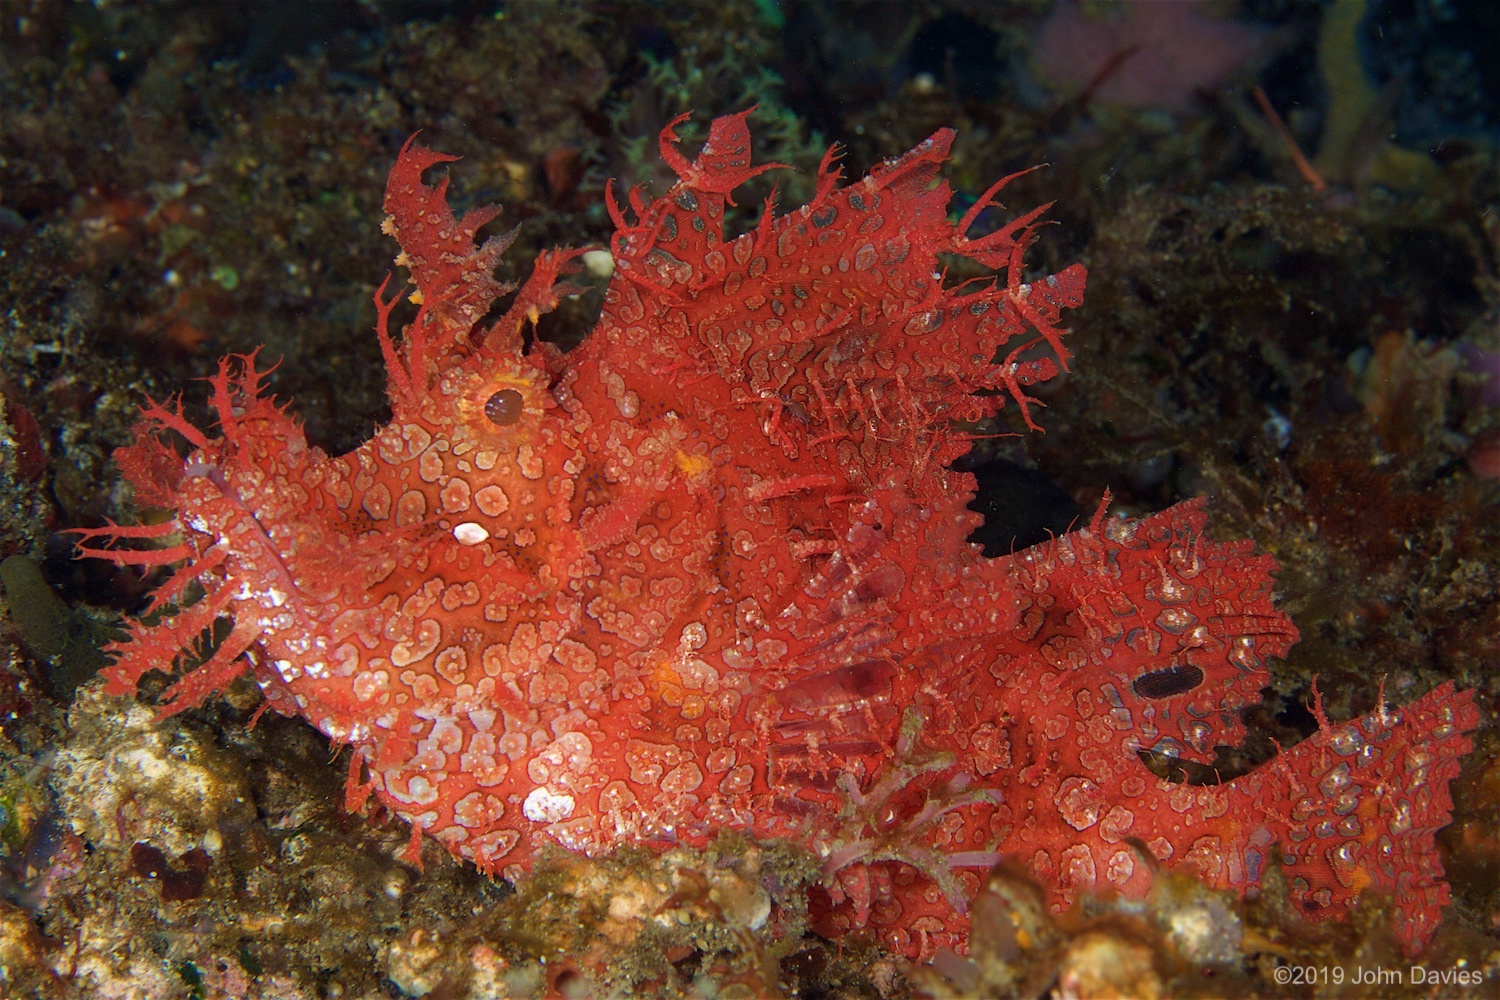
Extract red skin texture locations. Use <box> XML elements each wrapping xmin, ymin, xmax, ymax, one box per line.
<box><xmin>76</xmin><ymin>112</ymin><xmax>1476</xmax><ymax>959</ymax></box>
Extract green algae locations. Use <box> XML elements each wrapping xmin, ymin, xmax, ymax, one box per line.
<box><xmin>0</xmin><ymin>555</ymin><xmax>118</xmax><ymax>699</ymax></box>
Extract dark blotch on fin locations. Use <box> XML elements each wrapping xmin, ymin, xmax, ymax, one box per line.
<box><xmin>1132</xmin><ymin>664</ymin><xmax>1205</xmax><ymax>700</ymax></box>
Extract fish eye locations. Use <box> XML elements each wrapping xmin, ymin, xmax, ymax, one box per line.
<box><xmin>484</xmin><ymin>387</ymin><xmax>525</xmax><ymax>426</ymax></box>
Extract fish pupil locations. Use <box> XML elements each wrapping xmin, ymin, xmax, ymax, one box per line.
<box><xmin>484</xmin><ymin>388</ymin><xmax>524</xmax><ymax>426</ymax></box>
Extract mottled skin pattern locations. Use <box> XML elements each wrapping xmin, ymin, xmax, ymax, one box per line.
<box><xmin>78</xmin><ymin>112</ymin><xmax>1477</xmax><ymax>959</ymax></box>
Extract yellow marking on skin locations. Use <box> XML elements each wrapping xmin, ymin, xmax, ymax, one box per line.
<box><xmin>674</xmin><ymin>451</ymin><xmax>713</xmax><ymax>478</ymax></box>
<box><xmin>647</xmin><ymin>659</ymin><xmax>687</xmax><ymax>706</ymax></box>
<box><xmin>486</xmin><ymin>375</ymin><xmax>537</xmax><ymax>392</ymax></box>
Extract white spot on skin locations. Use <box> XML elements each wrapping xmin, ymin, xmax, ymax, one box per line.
<box><xmin>453</xmin><ymin>791</ymin><xmax>505</xmax><ymax>828</ymax></box>
<box><xmin>453</xmin><ymin>522</ymin><xmax>490</xmax><ymax>545</ymax></box>
<box><xmin>441</xmin><ymin>478</ymin><xmax>472</xmax><ymax>513</ymax></box>
<box><xmin>396</xmin><ymin>489</ymin><xmax>428</xmax><ymax>526</ymax></box>
<box><xmin>679</xmin><ymin>622</ymin><xmax>708</xmax><ymax>651</ymax></box>
<box><xmin>661</xmin><ymin>762</ymin><xmax>704</xmax><ymax>794</ymax></box>
<box><xmin>425</xmin><ymin>719</ymin><xmax>464</xmax><ymax>755</ymax></box>
<box><xmin>400</xmin><ymin>775</ymin><xmax>440</xmax><ymax>806</ymax></box>
<box><xmin>474</xmin><ymin>484</ymin><xmax>509</xmax><ymax>517</ymax></box>
<box><xmin>353</xmin><ymin>670</ymin><xmax>389</xmax><ymax>702</ymax></box>
<box><xmin>582</xmin><ymin>248</ymin><xmax>615</xmax><ymax>278</ymax></box>
<box><xmin>363</xmin><ymin>483</ymin><xmax>392</xmax><ymax>520</ymax></box>
<box><xmin>391</xmin><ymin>619</ymin><xmax>441</xmax><ymax>666</ymax></box>
<box><xmin>522</xmin><ymin>786</ymin><xmax>576</xmax><ymax>823</ymax></box>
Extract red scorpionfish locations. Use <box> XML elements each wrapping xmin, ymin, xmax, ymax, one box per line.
<box><xmin>78</xmin><ymin>111</ymin><xmax>1478</xmax><ymax>959</ymax></box>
